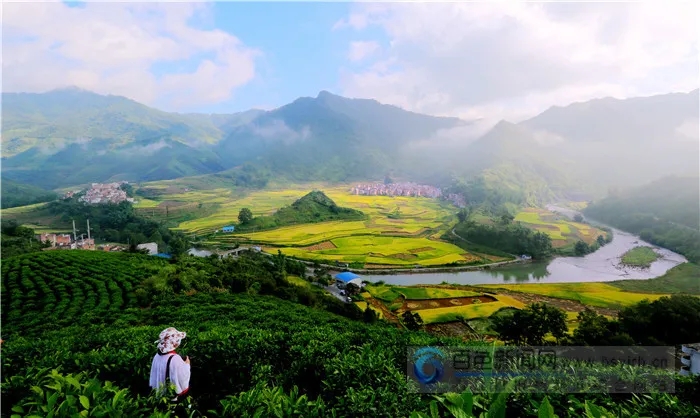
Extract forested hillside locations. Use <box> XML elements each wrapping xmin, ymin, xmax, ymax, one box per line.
<box><xmin>235</xmin><ymin>190</ymin><xmax>367</xmax><ymax>232</ymax></box>
<box><xmin>0</xmin><ymin>179</ymin><xmax>57</xmax><ymax>209</ymax></box>
<box><xmin>584</xmin><ymin>176</ymin><xmax>700</xmax><ymax>263</ymax></box>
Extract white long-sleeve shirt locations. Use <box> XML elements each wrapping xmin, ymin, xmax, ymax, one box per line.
<box><xmin>149</xmin><ymin>353</ymin><xmax>190</xmax><ymax>396</ymax></box>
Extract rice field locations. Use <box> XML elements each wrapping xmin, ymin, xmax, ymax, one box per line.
<box><xmin>365</xmin><ymin>284</ymin><xmax>482</xmax><ymax>301</ymax></box>
<box><xmin>415</xmin><ymin>300</ymin><xmax>517</xmax><ymax>324</ymax></box>
<box><xmin>480</xmin><ymin>282</ymin><xmax>670</xmax><ymax>309</ymax></box>
<box><xmin>276</xmin><ymin>236</ymin><xmax>475</xmax><ymax>266</ymax></box>
<box><xmin>148</xmin><ymin>182</ymin><xmax>473</xmax><ymax>266</ymax></box>
<box><xmin>514</xmin><ymin>207</ymin><xmax>607</xmax><ymax>247</ymax></box>
<box><xmin>353</xmin><ymin>301</ymin><xmax>384</xmax><ymax>318</ymax></box>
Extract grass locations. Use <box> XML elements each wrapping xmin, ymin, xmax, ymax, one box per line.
<box><xmin>480</xmin><ymin>282</ymin><xmax>670</xmax><ymax>310</ymax></box>
<box><xmin>514</xmin><ymin>207</ymin><xmax>607</xmax><ymax>247</ymax></box>
<box><xmin>609</xmin><ymin>262</ymin><xmax>700</xmax><ymax>294</ymax></box>
<box><xmin>620</xmin><ymin>246</ymin><xmax>659</xmax><ymax>268</ymax></box>
<box><xmin>286</xmin><ymin>275</ymin><xmax>312</xmax><ymax>289</ymax></box>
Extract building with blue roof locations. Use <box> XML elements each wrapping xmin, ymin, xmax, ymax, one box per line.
<box><xmin>335</xmin><ymin>272</ymin><xmax>360</xmax><ymax>282</ymax></box>
<box><xmin>222</xmin><ymin>226</ymin><xmax>235</xmax><ymax>233</ymax></box>
<box><xmin>334</xmin><ymin>271</ymin><xmax>364</xmax><ymax>289</ymax></box>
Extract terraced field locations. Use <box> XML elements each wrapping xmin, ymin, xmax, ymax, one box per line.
<box><xmin>515</xmin><ymin>207</ymin><xmax>607</xmax><ymax>248</ymax></box>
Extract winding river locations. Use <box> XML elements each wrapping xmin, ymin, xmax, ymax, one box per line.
<box><xmin>189</xmin><ymin>206</ymin><xmax>688</xmax><ymax>286</ymax></box>
<box><xmin>361</xmin><ymin>206</ymin><xmax>688</xmax><ymax>286</ymax></box>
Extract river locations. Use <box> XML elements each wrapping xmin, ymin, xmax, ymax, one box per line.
<box><xmin>187</xmin><ymin>206</ymin><xmax>688</xmax><ymax>286</ymax></box>
<box><xmin>361</xmin><ymin>206</ymin><xmax>687</xmax><ymax>286</ymax></box>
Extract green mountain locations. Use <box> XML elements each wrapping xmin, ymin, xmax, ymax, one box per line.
<box><xmin>2</xmin><ymin>89</ymin><xmax>464</xmax><ymax>189</ymax></box>
<box><xmin>584</xmin><ymin>175</ymin><xmax>700</xmax><ymax>262</ymax></box>
<box><xmin>237</xmin><ymin>190</ymin><xmax>366</xmax><ymax>232</ymax></box>
<box><xmin>0</xmin><ymin>179</ymin><xmax>58</xmax><ymax>209</ymax></box>
<box><xmin>2</xmin><ymin>88</ymin><xmax>697</xmax><ymax>201</ymax></box>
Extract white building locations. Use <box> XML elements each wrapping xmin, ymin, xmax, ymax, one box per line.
<box><xmin>136</xmin><ymin>242</ymin><xmax>159</xmax><ymax>255</ymax></box>
<box><xmin>680</xmin><ymin>344</ymin><xmax>700</xmax><ymax>376</ymax></box>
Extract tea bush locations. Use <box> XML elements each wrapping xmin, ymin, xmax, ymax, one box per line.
<box><xmin>2</xmin><ymin>251</ymin><xmax>698</xmax><ymax>417</ymax></box>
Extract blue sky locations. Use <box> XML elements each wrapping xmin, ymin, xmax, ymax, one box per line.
<box><xmin>203</xmin><ymin>2</ymin><xmax>351</xmax><ymax>112</ymax></box>
<box><xmin>3</xmin><ymin>2</ymin><xmax>697</xmax><ymax>121</ymax></box>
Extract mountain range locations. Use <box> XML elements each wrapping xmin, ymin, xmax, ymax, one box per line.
<box><xmin>2</xmin><ymin>87</ymin><xmax>698</xmax><ymax>205</ymax></box>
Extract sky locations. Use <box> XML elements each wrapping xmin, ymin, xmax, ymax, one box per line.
<box><xmin>2</xmin><ymin>1</ymin><xmax>699</xmax><ymax>123</ymax></box>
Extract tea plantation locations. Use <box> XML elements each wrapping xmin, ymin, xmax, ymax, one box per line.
<box><xmin>2</xmin><ymin>251</ymin><xmax>698</xmax><ymax>417</ymax></box>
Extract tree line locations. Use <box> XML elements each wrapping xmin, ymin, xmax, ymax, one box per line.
<box><xmin>491</xmin><ymin>295</ymin><xmax>700</xmax><ymax>348</ymax></box>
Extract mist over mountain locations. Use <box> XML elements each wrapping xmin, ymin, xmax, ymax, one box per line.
<box><xmin>1</xmin><ymin>88</ymin><xmax>697</xmax><ymax>199</ymax></box>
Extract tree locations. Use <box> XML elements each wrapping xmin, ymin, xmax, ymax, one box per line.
<box><xmin>402</xmin><ymin>311</ymin><xmax>424</xmax><ymax>331</ymax></box>
<box><xmin>596</xmin><ymin>235</ymin><xmax>606</xmax><ymax>247</ymax></box>
<box><xmin>238</xmin><ymin>208</ymin><xmax>253</xmax><ymax>224</ymax></box>
<box><xmin>457</xmin><ymin>207</ymin><xmax>473</xmax><ymax>223</ymax></box>
<box><xmin>574</xmin><ymin>240</ymin><xmax>591</xmax><ymax>256</ymax></box>
<box><xmin>168</xmin><ymin>236</ymin><xmax>188</xmax><ymax>259</ymax></box>
<box><xmin>363</xmin><ymin>306</ymin><xmax>378</xmax><ymax>323</ymax></box>
<box><xmin>573</xmin><ymin>308</ymin><xmax>634</xmax><ymax>346</ymax></box>
<box><xmin>574</xmin><ymin>214</ymin><xmax>584</xmax><ymax>223</ymax></box>
<box><xmin>492</xmin><ymin>303</ymin><xmax>567</xmax><ymax>345</ymax></box>
<box><xmin>500</xmin><ymin>212</ymin><xmax>515</xmax><ymax>225</ymax></box>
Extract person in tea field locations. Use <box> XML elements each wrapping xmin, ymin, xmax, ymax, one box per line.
<box><xmin>149</xmin><ymin>327</ymin><xmax>191</xmax><ymax>400</ymax></box>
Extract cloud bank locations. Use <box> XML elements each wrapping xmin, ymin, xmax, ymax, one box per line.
<box><xmin>2</xmin><ymin>1</ymin><xmax>259</xmax><ymax>111</ymax></box>
<box><xmin>336</xmin><ymin>2</ymin><xmax>699</xmax><ymax>122</ymax></box>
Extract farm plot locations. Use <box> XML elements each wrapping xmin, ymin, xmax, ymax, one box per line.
<box><xmin>365</xmin><ymin>284</ymin><xmax>483</xmax><ymax>301</ymax></box>
<box><xmin>173</xmin><ymin>183</ymin><xmax>457</xmax><ymax>237</ymax></box>
<box><xmin>480</xmin><ymin>282</ymin><xmax>670</xmax><ymax>310</ymax></box>
<box><xmin>515</xmin><ymin>208</ymin><xmax>607</xmax><ymax>247</ymax></box>
<box><xmin>415</xmin><ymin>300</ymin><xmax>517</xmax><ymax>324</ymax></box>
<box><xmin>278</xmin><ymin>236</ymin><xmax>474</xmax><ymax>266</ymax></box>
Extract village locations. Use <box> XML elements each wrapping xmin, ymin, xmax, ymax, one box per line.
<box><xmin>63</xmin><ymin>181</ymin><xmax>135</xmax><ymax>205</ymax></box>
<box><xmin>350</xmin><ymin>182</ymin><xmax>442</xmax><ymax>198</ymax></box>
<box><xmin>350</xmin><ymin>182</ymin><xmax>467</xmax><ymax>207</ymax></box>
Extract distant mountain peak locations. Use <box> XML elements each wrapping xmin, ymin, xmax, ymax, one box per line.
<box><xmin>49</xmin><ymin>86</ymin><xmax>95</xmax><ymax>94</ymax></box>
<box><xmin>317</xmin><ymin>90</ymin><xmax>338</xmax><ymax>99</ymax></box>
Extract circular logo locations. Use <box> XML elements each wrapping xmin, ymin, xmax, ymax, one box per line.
<box><xmin>413</xmin><ymin>347</ymin><xmax>445</xmax><ymax>384</ymax></box>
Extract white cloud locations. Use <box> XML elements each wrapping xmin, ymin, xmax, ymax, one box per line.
<box><xmin>675</xmin><ymin>118</ymin><xmax>700</xmax><ymax>141</ymax></box>
<box><xmin>251</xmin><ymin>120</ymin><xmax>311</xmax><ymax>145</ymax></box>
<box><xmin>122</xmin><ymin>140</ymin><xmax>171</xmax><ymax>156</ymax></box>
<box><xmin>338</xmin><ymin>2</ymin><xmax>699</xmax><ymax>122</ymax></box>
<box><xmin>1</xmin><ymin>1</ymin><xmax>260</xmax><ymax>110</ymax></box>
<box><xmin>347</xmin><ymin>41</ymin><xmax>380</xmax><ymax>62</ymax></box>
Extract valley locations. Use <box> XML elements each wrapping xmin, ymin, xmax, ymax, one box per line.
<box><xmin>2</xmin><ymin>88</ymin><xmax>699</xmax><ymax>417</ymax></box>
<box><xmin>3</xmin><ymin>3</ymin><xmax>700</xmax><ymax>416</ymax></box>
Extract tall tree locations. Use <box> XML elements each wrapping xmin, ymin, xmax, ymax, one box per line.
<box><xmin>238</xmin><ymin>208</ymin><xmax>254</xmax><ymax>224</ymax></box>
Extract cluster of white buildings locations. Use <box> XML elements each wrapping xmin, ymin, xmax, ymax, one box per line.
<box><xmin>76</xmin><ymin>182</ymin><xmax>135</xmax><ymax>205</ymax></box>
<box><xmin>349</xmin><ymin>182</ymin><xmax>468</xmax><ymax>208</ymax></box>
<box><xmin>350</xmin><ymin>182</ymin><xmax>443</xmax><ymax>198</ymax></box>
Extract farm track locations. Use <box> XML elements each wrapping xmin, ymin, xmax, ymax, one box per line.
<box><xmin>365</xmin><ymin>297</ymin><xmax>399</xmax><ymax>324</ymax></box>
